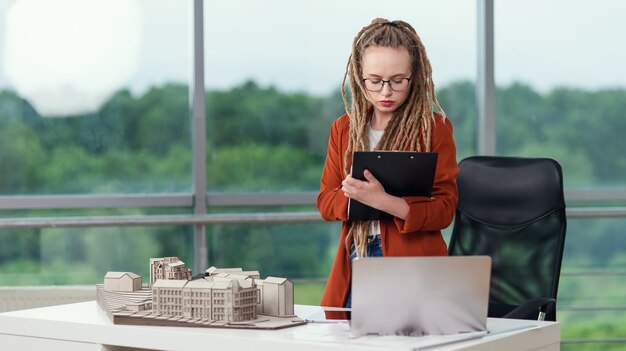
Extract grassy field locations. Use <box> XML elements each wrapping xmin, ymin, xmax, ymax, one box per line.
<box><xmin>294</xmin><ymin>280</ymin><xmax>325</xmax><ymax>305</ymax></box>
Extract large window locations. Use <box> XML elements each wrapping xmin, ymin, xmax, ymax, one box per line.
<box><xmin>495</xmin><ymin>1</ymin><xmax>626</xmax><ymax>348</ymax></box>
<box><xmin>203</xmin><ymin>0</ymin><xmax>477</xmax><ymax>193</ymax></box>
<box><xmin>0</xmin><ymin>0</ymin><xmax>191</xmax><ymax>195</ymax></box>
<box><xmin>0</xmin><ymin>0</ymin><xmax>192</xmax><ymax>287</ymax></box>
<box><xmin>495</xmin><ymin>0</ymin><xmax>626</xmax><ymax>189</ymax></box>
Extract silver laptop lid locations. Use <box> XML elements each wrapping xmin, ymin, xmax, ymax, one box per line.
<box><xmin>351</xmin><ymin>256</ymin><xmax>491</xmax><ymax>336</ymax></box>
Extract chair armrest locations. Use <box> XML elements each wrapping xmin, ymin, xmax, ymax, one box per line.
<box><xmin>502</xmin><ymin>297</ymin><xmax>556</xmax><ymax>321</ymax></box>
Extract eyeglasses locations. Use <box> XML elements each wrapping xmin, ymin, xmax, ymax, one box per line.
<box><xmin>362</xmin><ymin>77</ymin><xmax>411</xmax><ymax>92</ymax></box>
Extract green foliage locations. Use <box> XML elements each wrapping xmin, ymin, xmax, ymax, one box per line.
<box><xmin>437</xmin><ymin>81</ymin><xmax>477</xmax><ymax>159</ymax></box>
<box><xmin>0</xmin><ymin>120</ymin><xmax>47</xmax><ymax>192</ymax></box>
<box><xmin>294</xmin><ymin>281</ymin><xmax>326</xmax><ymax>305</ymax></box>
<box><xmin>561</xmin><ymin>310</ymin><xmax>626</xmax><ymax>351</ymax></box>
<box><xmin>0</xmin><ymin>229</ymin><xmax>40</xmax><ymax>266</ymax></box>
<box><xmin>496</xmin><ymin>84</ymin><xmax>626</xmax><ymax>188</ymax></box>
<box><xmin>207</xmin><ymin>222</ymin><xmax>336</xmax><ymax>279</ymax></box>
<box><xmin>0</xmin><ymin>226</ymin><xmax>192</xmax><ymax>285</ymax></box>
<box><xmin>207</xmin><ymin>143</ymin><xmax>322</xmax><ymax>191</ymax></box>
<box><xmin>208</xmin><ymin>81</ymin><xmax>316</xmax><ymax>148</ymax></box>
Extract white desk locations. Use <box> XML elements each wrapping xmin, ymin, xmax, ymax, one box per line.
<box><xmin>0</xmin><ymin>301</ymin><xmax>559</xmax><ymax>351</ymax></box>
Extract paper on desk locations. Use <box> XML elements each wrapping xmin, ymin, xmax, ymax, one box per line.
<box><xmin>287</xmin><ymin>322</ymin><xmax>353</xmax><ymax>343</ymax></box>
<box><xmin>352</xmin><ymin>331</ymin><xmax>488</xmax><ymax>350</ymax></box>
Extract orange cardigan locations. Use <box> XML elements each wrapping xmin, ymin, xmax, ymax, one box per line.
<box><xmin>317</xmin><ymin>113</ymin><xmax>459</xmax><ymax>307</ymax></box>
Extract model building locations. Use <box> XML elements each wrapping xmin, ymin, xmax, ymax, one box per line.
<box><xmin>97</xmin><ymin>257</ymin><xmax>303</xmax><ymax>330</ymax></box>
<box><xmin>104</xmin><ymin>272</ymin><xmax>141</xmax><ymax>292</ymax></box>
<box><xmin>149</xmin><ymin>257</ymin><xmax>192</xmax><ymax>285</ymax></box>
<box><xmin>152</xmin><ymin>275</ymin><xmax>258</xmax><ymax>322</ymax></box>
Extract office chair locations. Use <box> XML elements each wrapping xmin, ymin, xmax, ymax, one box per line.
<box><xmin>448</xmin><ymin>156</ymin><xmax>567</xmax><ymax>321</ymax></box>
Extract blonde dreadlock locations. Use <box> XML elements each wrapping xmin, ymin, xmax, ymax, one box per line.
<box><xmin>342</xmin><ymin>18</ymin><xmax>447</xmax><ymax>258</ymax></box>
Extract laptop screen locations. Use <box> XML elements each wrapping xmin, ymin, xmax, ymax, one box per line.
<box><xmin>350</xmin><ymin>256</ymin><xmax>491</xmax><ymax>336</ymax></box>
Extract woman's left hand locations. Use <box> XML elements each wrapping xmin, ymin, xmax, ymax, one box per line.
<box><xmin>341</xmin><ymin>169</ymin><xmax>386</xmax><ymax>208</ymax></box>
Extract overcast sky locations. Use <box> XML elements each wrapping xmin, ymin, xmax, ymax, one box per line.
<box><xmin>1</xmin><ymin>0</ymin><xmax>625</xmax><ymax>115</ymax></box>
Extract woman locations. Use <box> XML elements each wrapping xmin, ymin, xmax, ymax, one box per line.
<box><xmin>317</xmin><ymin>18</ymin><xmax>459</xmax><ymax>308</ymax></box>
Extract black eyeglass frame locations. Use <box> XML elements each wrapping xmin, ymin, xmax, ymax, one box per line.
<box><xmin>361</xmin><ymin>77</ymin><xmax>412</xmax><ymax>92</ymax></box>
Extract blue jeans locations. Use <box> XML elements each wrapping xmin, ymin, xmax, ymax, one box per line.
<box><xmin>344</xmin><ymin>235</ymin><xmax>383</xmax><ymax>308</ymax></box>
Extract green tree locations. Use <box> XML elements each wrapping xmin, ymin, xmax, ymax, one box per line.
<box><xmin>207</xmin><ymin>143</ymin><xmax>321</xmax><ymax>192</ymax></box>
<box><xmin>437</xmin><ymin>80</ymin><xmax>477</xmax><ymax>159</ymax></box>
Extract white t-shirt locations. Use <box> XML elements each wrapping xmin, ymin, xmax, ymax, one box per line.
<box><xmin>368</xmin><ymin>125</ymin><xmax>384</xmax><ymax>151</ymax></box>
<box><xmin>368</xmin><ymin>124</ymin><xmax>384</xmax><ymax>237</ymax></box>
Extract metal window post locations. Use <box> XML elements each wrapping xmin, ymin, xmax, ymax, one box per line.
<box><xmin>477</xmin><ymin>0</ymin><xmax>496</xmax><ymax>155</ymax></box>
<box><xmin>191</xmin><ymin>0</ymin><xmax>208</xmax><ymax>274</ymax></box>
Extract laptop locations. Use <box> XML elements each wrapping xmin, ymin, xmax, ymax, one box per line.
<box><xmin>350</xmin><ymin>256</ymin><xmax>491</xmax><ymax>336</ymax></box>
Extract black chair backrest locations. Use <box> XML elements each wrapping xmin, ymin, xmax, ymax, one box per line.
<box><xmin>448</xmin><ymin>156</ymin><xmax>567</xmax><ymax>321</ymax></box>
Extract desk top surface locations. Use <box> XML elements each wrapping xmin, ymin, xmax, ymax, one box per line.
<box><xmin>0</xmin><ymin>301</ymin><xmax>559</xmax><ymax>351</ymax></box>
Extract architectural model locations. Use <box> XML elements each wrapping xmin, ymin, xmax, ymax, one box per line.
<box><xmin>97</xmin><ymin>257</ymin><xmax>304</xmax><ymax>330</ymax></box>
<box><xmin>104</xmin><ymin>272</ymin><xmax>141</xmax><ymax>292</ymax></box>
<box><xmin>149</xmin><ymin>257</ymin><xmax>192</xmax><ymax>285</ymax></box>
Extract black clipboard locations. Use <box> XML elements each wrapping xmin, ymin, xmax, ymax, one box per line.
<box><xmin>348</xmin><ymin>151</ymin><xmax>438</xmax><ymax>221</ymax></box>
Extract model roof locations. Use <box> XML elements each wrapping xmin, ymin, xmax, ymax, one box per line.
<box><xmin>264</xmin><ymin>277</ymin><xmax>289</xmax><ymax>284</ymax></box>
<box><xmin>105</xmin><ymin>272</ymin><xmax>140</xmax><ymax>279</ymax></box>
<box><xmin>167</xmin><ymin>261</ymin><xmax>186</xmax><ymax>268</ymax></box>
<box><xmin>185</xmin><ymin>279</ymin><xmax>216</xmax><ymax>289</ymax></box>
<box><xmin>206</xmin><ymin>266</ymin><xmax>243</xmax><ymax>275</ymax></box>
